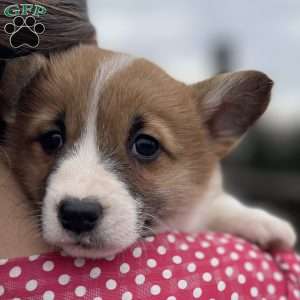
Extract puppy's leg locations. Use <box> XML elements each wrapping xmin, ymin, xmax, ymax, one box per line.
<box><xmin>206</xmin><ymin>193</ymin><xmax>297</xmax><ymax>249</ymax></box>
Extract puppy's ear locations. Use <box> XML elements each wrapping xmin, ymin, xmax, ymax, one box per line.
<box><xmin>192</xmin><ymin>71</ymin><xmax>273</xmax><ymax>157</ymax></box>
<box><xmin>0</xmin><ymin>55</ymin><xmax>47</xmax><ymax>125</ymax></box>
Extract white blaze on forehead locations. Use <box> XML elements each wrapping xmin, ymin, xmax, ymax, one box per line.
<box><xmin>87</xmin><ymin>54</ymin><xmax>136</xmax><ymax>141</ymax></box>
<box><xmin>42</xmin><ymin>54</ymin><xmax>139</xmax><ymax>258</ymax></box>
<box><xmin>68</xmin><ymin>54</ymin><xmax>136</xmax><ymax>177</ymax></box>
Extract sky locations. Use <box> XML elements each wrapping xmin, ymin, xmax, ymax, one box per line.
<box><xmin>88</xmin><ymin>0</ymin><xmax>300</xmax><ymax>130</ymax></box>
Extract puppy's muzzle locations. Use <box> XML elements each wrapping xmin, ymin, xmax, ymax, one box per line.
<box><xmin>58</xmin><ymin>197</ymin><xmax>103</xmax><ymax>234</ymax></box>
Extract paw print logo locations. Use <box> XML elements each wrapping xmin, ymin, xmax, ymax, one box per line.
<box><xmin>4</xmin><ymin>16</ymin><xmax>45</xmax><ymax>48</ymax></box>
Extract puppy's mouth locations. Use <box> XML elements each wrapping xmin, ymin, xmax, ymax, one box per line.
<box><xmin>54</xmin><ymin>219</ymin><xmax>154</xmax><ymax>258</ymax></box>
<box><xmin>75</xmin><ymin>241</ymin><xmax>95</xmax><ymax>249</ymax></box>
<box><xmin>56</xmin><ymin>237</ymin><xmax>129</xmax><ymax>258</ymax></box>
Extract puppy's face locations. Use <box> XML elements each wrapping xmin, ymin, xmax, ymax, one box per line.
<box><xmin>6</xmin><ymin>46</ymin><xmax>272</xmax><ymax>258</ymax></box>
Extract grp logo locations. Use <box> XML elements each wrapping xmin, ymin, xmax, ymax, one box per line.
<box><xmin>3</xmin><ymin>3</ymin><xmax>47</xmax><ymax>49</ymax></box>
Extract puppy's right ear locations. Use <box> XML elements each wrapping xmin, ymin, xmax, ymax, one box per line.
<box><xmin>0</xmin><ymin>55</ymin><xmax>47</xmax><ymax>126</ymax></box>
<box><xmin>191</xmin><ymin>71</ymin><xmax>273</xmax><ymax>157</ymax></box>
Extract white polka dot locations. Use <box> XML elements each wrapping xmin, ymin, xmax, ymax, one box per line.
<box><xmin>147</xmin><ymin>258</ymin><xmax>157</xmax><ymax>268</ymax></box>
<box><xmin>250</xmin><ymin>287</ymin><xmax>258</xmax><ymax>297</ymax></box>
<box><xmin>43</xmin><ymin>290</ymin><xmax>55</xmax><ymax>300</ymax></box>
<box><xmin>256</xmin><ymin>272</ymin><xmax>264</xmax><ymax>282</ymax></box>
<box><xmin>206</xmin><ymin>233</ymin><xmax>215</xmax><ymax>240</ymax></box>
<box><xmin>261</xmin><ymin>261</ymin><xmax>269</xmax><ymax>270</ymax></box>
<box><xmin>135</xmin><ymin>274</ymin><xmax>145</xmax><ymax>285</ymax></box>
<box><xmin>293</xmin><ymin>264</ymin><xmax>300</xmax><ymax>273</ymax></box>
<box><xmin>230</xmin><ymin>252</ymin><xmax>239</xmax><ymax>261</ymax></box>
<box><xmin>210</xmin><ymin>257</ymin><xmax>220</xmax><ymax>267</ymax></box>
<box><xmin>122</xmin><ymin>291</ymin><xmax>133</xmax><ymax>300</ymax></box>
<box><xmin>9</xmin><ymin>266</ymin><xmax>22</xmax><ymax>278</ymax></box>
<box><xmin>150</xmin><ymin>284</ymin><xmax>161</xmax><ymax>295</ymax></box>
<box><xmin>203</xmin><ymin>272</ymin><xmax>212</xmax><ymax>282</ymax></box>
<box><xmin>90</xmin><ymin>267</ymin><xmax>101</xmax><ymax>279</ymax></box>
<box><xmin>187</xmin><ymin>262</ymin><xmax>197</xmax><ymax>272</ymax></box>
<box><xmin>238</xmin><ymin>274</ymin><xmax>246</xmax><ymax>284</ymax></box>
<box><xmin>43</xmin><ymin>261</ymin><xmax>55</xmax><ymax>272</ymax></box>
<box><xmin>273</xmin><ymin>271</ymin><xmax>283</xmax><ymax>282</ymax></box>
<box><xmin>162</xmin><ymin>269</ymin><xmax>173</xmax><ymax>279</ymax></box>
<box><xmin>172</xmin><ymin>255</ymin><xmax>182</xmax><ymax>264</ymax></box>
<box><xmin>201</xmin><ymin>241</ymin><xmax>211</xmax><ymax>248</ymax></box>
<box><xmin>235</xmin><ymin>243</ymin><xmax>244</xmax><ymax>251</ymax></box>
<box><xmin>145</xmin><ymin>236</ymin><xmax>155</xmax><ymax>242</ymax></box>
<box><xmin>186</xmin><ymin>235</ymin><xmax>195</xmax><ymax>243</ymax></box>
<box><xmin>0</xmin><ymin>259</ymin><xmax>8</xmax><ymax>266</ymax></box>
<box><xmin>75</xmin><ymin>286</ymin><xmax>86</xmax><ymax>297</ymax></box>
<box><xmin>244</xmin><ymin>262</ymin><xmax>254</xmax><ymax>272</ymax></box>
<box><xmin>231</xmin><ymin>292</ymin><xmax>239</xmax><ymax>300</ymax></box>
<box><xmin>74</xmin><ymin>258</ymin><xmax>85</xmax><ymax>267</ymax></box>
<box><xmin>267</xmin><ymin>284</ymin><xmax>276</xmax><ymax>295</ymax></box>
<box><xmin>94</xmin><ymin>297</ymin><xmax>102</xmax><ymax>300</ymax></box>
<box><xmin>279</xmin><ymin>296</ymin><xmax>287</xmax><ymax>300</ymax></box>
<box><xmin>293</xmin><ymin>289</ymin><xmax>300</xmax><ymax>298</ymax></box>
<box><xmin>280</xmin><ymin>262</ymin><xmax>290</xmax><ymax>270</ymax></box>
<box><xmin>216</xmin><ymin>247</ymin><xmax>226</xmax><ymax>255</ymax></box>
<box><xmin>120</xmin><ymin>263</ymin><xmax>130</xmax><ymax>274</ymax></box>
<box><xmin>58</xmin><ymin>274</ymin><xmax>70</xmax><ymax>285</ymax></box>
<box><xmin>132</xmin><ymin>247</ymin><xmax>142</xmax><ymax>258</ymax></box>
<box><xmin>25</xmin><ymin>279</ymin><xmax>38</xmax><ymax>292</ymax></box>
<box><xmin>106</xmin><ymin>279</ymin><xmax>117</xmax><ymax>290</ymax></box>
<box><xmin>219</xmin><ymin>237</ymin><xmax>229</xmax><ymax>244</ymax></box>
<box><xmin>225</xmin><ymin>266</ymin><xmax>234</xmax><ymax>277</ymax></box>
<box><xmin>167</xmin><ymin>297</ymin><xmax>176</xmax><ymax>300</ymax></box>
<box><xmin>0</xmin><ymin>285</ymin><xmax>5</xmax><ymax>296</ymax></box>
<box><xmin>167</xmin><ymin>234</ymin><xmax>176</xmax><ymax>243</ymax></box>
<box><xmin>249</xmin><ymin>250</ymin><xmax>258</xmax><ymax>258</ymax></box>
<box><xmin>195</xmin><ymin>251</ymin><xmax>205</xmax><ymax>260</ymax></box>
<box><xmin>180</xmin><ymin>243</ymin><xmax>189</xmax><ymax>251</ymax></box>
<box><xmin>157</xmin><ymin>245</ymin><xmax>167</xmax><ymax>255</ymax></box>
<box><xmin>28</xmin><ymin>254</ymin><xmax>40</xmax><ymax>261</ymax></box>
<box><xmin>178</xmin><ymin>279</ymin><xmax>188</xmax><ymax>289</ymax></box>
<box><xmin>193</xmin><ymin>287</ymin><xmax>202</xmax><ymax>298</ymax></box>
<box><xmin>217</xmin><ymin>281</ymin><xmax>226</xmax><ymax>292</ymax></box>
<box><xmin>264</xmin><ymin>253</ymin><xmax>272</xmax><ymax>261</ymax></box>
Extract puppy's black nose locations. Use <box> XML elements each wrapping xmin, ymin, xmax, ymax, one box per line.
<box><xmin>58</xmin><ymin>198</ymin><xmax>103</xmax><ymax>234</ymax></box>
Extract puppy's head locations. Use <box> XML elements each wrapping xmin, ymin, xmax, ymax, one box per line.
<box><xmin>5</xmin><ymin>46</ymin><xmax>272</xmax><ymax>258</ymax></box>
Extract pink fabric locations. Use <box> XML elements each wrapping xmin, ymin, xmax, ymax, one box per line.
<box><xmin>0</xmin><ymin>232</ymin><xmax>299</xmax><ymax>300</ymax></box>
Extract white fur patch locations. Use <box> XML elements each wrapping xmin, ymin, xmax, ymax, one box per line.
<box><xmin>42</xmin><ymin>54</ymin><xmax>138</xmax><ymax>258</ymax></box>
<box><xmin>174</xmin><ymin>165</ymin><xmax>296</xmax><ymax>249</ymax></box>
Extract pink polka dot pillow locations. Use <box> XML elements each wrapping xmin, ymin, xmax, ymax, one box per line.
<box><xmin>0</xmin><ymin>232</ymin><xmax>299</xmax><ymax>299</ymax></box>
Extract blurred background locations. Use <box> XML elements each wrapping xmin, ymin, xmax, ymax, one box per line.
<box><xmin>88</xmin><ymin>0</ymin><xmax>300</xmax><ymax>248</ymax></box>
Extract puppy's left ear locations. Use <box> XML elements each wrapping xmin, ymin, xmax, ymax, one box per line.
<box><xmin>192</xmin><ymin>71</ymin><xmax>273</xmax><ymax>157</ymax></box>
<box><xmin>0</xmin><ymin>55</ymin><xmax>47</xmax><ymax>125</ymax></box>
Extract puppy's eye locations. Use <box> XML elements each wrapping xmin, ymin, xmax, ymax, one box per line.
<box><xmin>132</xmin><ymin>134</ymin><xmax>160</xmax><ymax>161</ymax></box>
<box><xmin>38</xmin><ymin>130</ymin><xmax>64</xmax><ymax>154</ymax></box>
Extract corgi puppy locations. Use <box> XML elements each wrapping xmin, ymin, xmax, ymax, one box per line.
<box><xmin>2</xmin><ymin>45</ymin><xmax>296</xmax><ymax>258</ymax></box>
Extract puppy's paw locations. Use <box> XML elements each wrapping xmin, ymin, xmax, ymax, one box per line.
<box><xmin>239</xmin><ymin>209</ymin><xmax>297</xmax><ymax>250</ymax></box>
